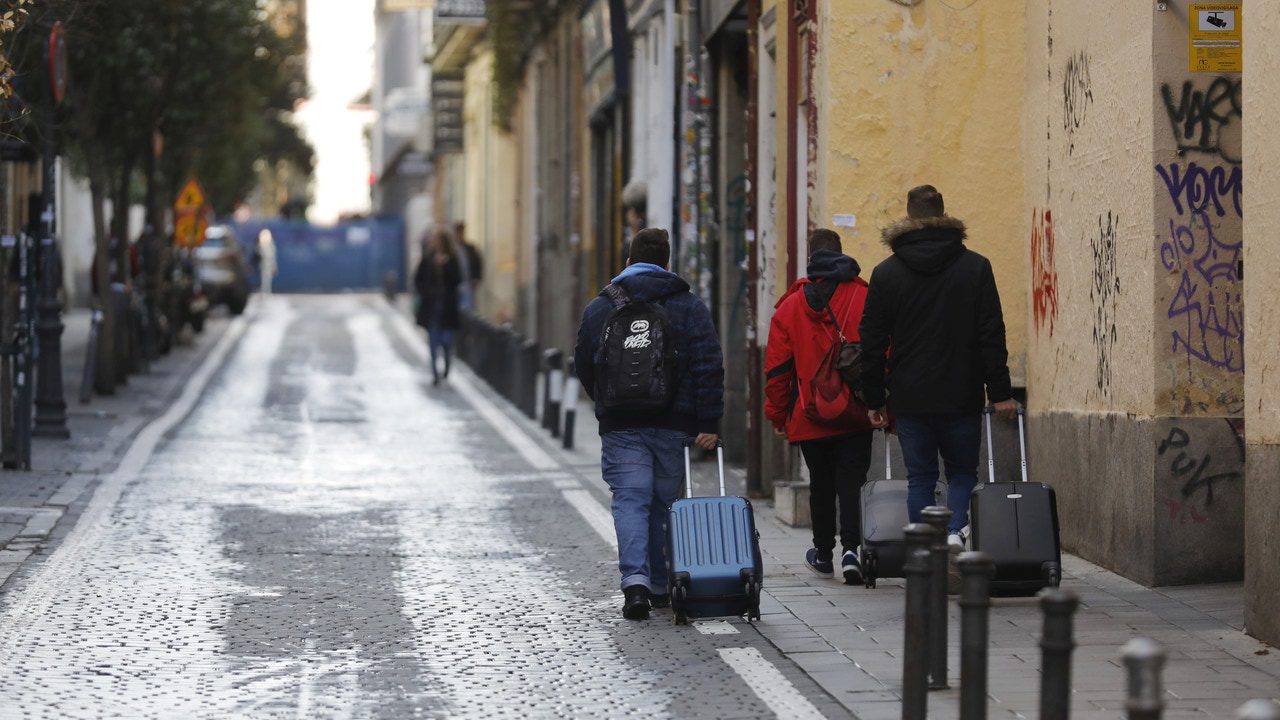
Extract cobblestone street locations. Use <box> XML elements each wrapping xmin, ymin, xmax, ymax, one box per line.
<box><xmin>0</xmin><ymin>296</ymin><xmax>845</xmax><ymax>719</ymax></box>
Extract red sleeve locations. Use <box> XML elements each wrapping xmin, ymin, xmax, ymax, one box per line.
<box><xmin>764</xmin><ymin>306</ymin><xmax>795</xmax><ymax>429</ymax></box>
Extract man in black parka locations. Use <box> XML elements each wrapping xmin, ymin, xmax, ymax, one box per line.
<box><xmin>858</xmin><ymin>185</ymin><xmax>1017</xmax><ymax>552</ymax></box>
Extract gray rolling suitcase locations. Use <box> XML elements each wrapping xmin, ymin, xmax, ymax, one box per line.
<box><xmin>858</xmin><ymin>430</ymin><xmax>947</xmax><ymax>588</ymax></box>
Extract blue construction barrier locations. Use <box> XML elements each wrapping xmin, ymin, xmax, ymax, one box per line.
<box><xmin>230</xmin><ymin>217</ymin><xmax>406</xmax><ymax>293</ymax></box>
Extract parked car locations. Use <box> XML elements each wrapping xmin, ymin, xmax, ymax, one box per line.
<box><xmin>194</xmin><ymin>225</ymin><xmax>250</xmax><ymax>315</ymax></box>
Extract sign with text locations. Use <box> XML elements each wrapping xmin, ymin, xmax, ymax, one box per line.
<box><xmin>1189</xmin><ymin>3</ymin><xmax>1242</xmax><ymax>73</ymax></box>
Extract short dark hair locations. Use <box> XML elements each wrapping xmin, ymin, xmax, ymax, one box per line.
<box><xmin>629</xmin><ymin>227</ymin><xmax>670</xmax><ymax>267</ymax></box>
<box><xmin>907</xmin><ymin>185</ymin><xmax>945</xmax><ymax>219</ymax></box>
<box><xmin>808</xmin><ymin>228</ymin><xmax>842</xmax><ymax>255</ymax></box>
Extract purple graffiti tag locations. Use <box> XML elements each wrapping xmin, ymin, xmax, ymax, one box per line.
<box><xmin>1155</xmin><ymin>162</ymin><xmax>1243</xmax><ymax>218</ymax></box>
<box><xmin>1161</xmin><ymin>212</ymin><xmax>1244</xmax><ymax>374</ymax></box>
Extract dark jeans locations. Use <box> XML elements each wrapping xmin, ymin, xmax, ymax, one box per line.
<box><xmin>895</xmin><ymin>413</ymin><xmax>981</xmax><ymax>534</ymax></box>
<box><xmin>799</xmin><ymin>432</ymin><xmax>873</xmax><ymax>558</ymax></box>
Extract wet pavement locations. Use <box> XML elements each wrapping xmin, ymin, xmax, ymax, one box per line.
<box><xmin>0</xmin><ymin>296</ymin><xmax>847</xmax><ymax>719</ymax></box>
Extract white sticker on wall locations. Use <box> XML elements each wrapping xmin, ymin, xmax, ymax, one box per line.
<box><xmin>832</xmin><ymin>214</ymin><xmax>857</xmax><ymax>228</ymax></box>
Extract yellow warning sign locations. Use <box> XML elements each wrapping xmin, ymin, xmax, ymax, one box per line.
<box><xmin>174</xmin><ymin>177</ymin><xmax>209</xmax><ymax>248</ymax></box>
<box><xmin>1189</xmin><ymin>3</ymin><xmax>1242</xmax><ymax>73</ymax></box>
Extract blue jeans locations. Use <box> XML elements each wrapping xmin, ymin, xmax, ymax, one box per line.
<box><xmin>896</xmin><ymin>413</ymin><xmax>981</xmax><ymax>534</ymax></box>
<box><xmin>427</xmin><ymin>323</ymin><xmax>454</xmax><ymax>377</ymax></box>
<box><xmin>600</xmin><ymin>429</ymin><xmax>686</xmax><ymax>593</ymax></box>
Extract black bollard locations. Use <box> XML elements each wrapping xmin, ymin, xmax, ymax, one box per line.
<box><xmin>542</xmin><ymin>348</ymin><xmax>562</xmax><ymax>431</ymax></box>
<box><xmin>562</xmin><ymin>359</ymin><xmax>580</xmax><ymax>450</ymax></box>
<box><xmin>519</xmin><ymin>340</ymin><xmax>539</xmax><ymax>418</ymax></box>
<box><xmin>1040</xmin><ymin>589</ymin><xmax>1080</xmax><ymax>720</ymax></box>
<box><xmin>921</xmin><ymin>505</ymin><xmax>953</xmax><ymax>690</ymax></box>
<box><xmin>1122</xmin><ymin>638</ymin><xmax>1165</xmax><ymax>720</ymax></box>
<box><xmin>547</xmin><ymin>350</ymin><xmax>564</xmax><ymax>438</ymax></box>
<box><xmin>1238</xmin><ymin>700</ymin><xmax>1280</xmax><ymax>720</ymax></box>
<box><xmin>902</xmin><ymin>523</ymin><xmax>936</xmax><ymax>720</ymax></box>
<box><xmin>958</xmin><ymin>551</ymin><xmax>994</xmax><ymax>720</ymax></box>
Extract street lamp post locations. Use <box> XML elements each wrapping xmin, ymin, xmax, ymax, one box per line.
<box><xmin>33</xmin><ymin>21</ymin><xmax>69</xmax><ymax>439</ymax></box>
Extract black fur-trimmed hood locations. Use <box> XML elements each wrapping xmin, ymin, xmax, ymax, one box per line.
<box><xmin>880</xmin><ymin>215</ymin><xmax>968</xmax><ymax>275</ymax></box>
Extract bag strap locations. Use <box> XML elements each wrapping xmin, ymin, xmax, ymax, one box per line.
<box><xmin>822</xmin><ymin>282</ymin><xmax>861</xmax><ymax>343</ymax></box>
<box><xmin>603</xmin><ymin>284</ymin><xmax>630</xmax><ymax>310</ymax></box>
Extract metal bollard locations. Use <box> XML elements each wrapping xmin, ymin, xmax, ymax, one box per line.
<box><xmin>1238</xmin><ymin>700</ymin><xmax>1280</xmax><ymax>720</ymax></box>
<box><xmin>542</xmin><ymin>348</ymin><xmax>562</xmax><ymax>431</ymax></box>
<box><xmin>547</xmin><ymin>352</ymin><xmax>564</xmax><ymax>438</ymax></box>
<box><xmin>902</xmin><ymin>524</ymin><xmax>936</xmax><ymax>720</ymax></box>
<box><xmin>1040</xmin><ymin>589</ymin><xmax>1080</xmax><ymax>720</ymax></box>
<box><xmin>562</xmin><ymin>360</ymin><xmax>580</xmax><ymax>450</ymax></box>
<box><xmin>1122</xmin><ymin>638</ymin><xmax>1166</xmax><ymax>720</ymax></box>
<box><xmin>519</xmin><ymin>340</ymin><xmax>539</xmax><ymax>418</ymax></box>
<box><xmin>921</xmin><ymin>505</ymin><xmax>953</xmax><ymax>690</ymax></box>
<box><xmin>958</xmin><ymin>552</ymin><xmax>994</xmax><ymax>720</ymax></box>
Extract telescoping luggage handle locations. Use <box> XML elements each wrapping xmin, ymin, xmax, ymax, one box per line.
<box><xmin>983</xmin><ymin>405</ymin><xmax>1029</xmax><ymax>484</ymax></box>
<box><xmin>683</xmin><ymin>439</ymin><xmax>727</xmax><ymax>498</ymax></box>
<box><xmin>884</xmin><ymin>428</ymin><xmax>892</xmax><ymax>481</ymax></box>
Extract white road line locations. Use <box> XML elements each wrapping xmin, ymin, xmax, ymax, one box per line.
<box><xmin>717</xmin><ymin>647</ymin><xmax>828</xmax><ymax>720</ymax></box>
<box><xmin>385</xmin><ymin>307</ymin><xmax>557</xmax><ymax>471</ymax></box>
<box><xmin>693</xmin><ymin>620</ymin><xmax>740</xmax><ymax>635</ymax></box>
<box><xmin>0</xmin><ymin>316</ymin><xmax>248</xmax><ymax>650</ymax></box>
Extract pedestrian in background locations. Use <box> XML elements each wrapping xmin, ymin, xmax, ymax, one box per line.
<box><xmin>414</xmin><ymin>228</ymin><xmax>463</xmax><ymax>386</ymax></box>
<box><xmin>765</xmin><ymin>229</ymin><xmax>876</xmax><ymax>585</ymax></box>
<box><xmin>858</xmin><ymin>185</ymin><xmax>1016</xmax><ymax>553</ymax></box>
<box><xmin>620</xmin><ymin>180</ymin><xmax>647</xmax><ymax>263</ymax></box>
<box><xmin>574</xmin><ymin>227</ymin><xmax>724</xmax><ymax>620</ymax></box>
<box><xmin>257</xmin><ymin>229</ymin><xmax>277</xmax><ymax>296</ymax></box>
<box><xmin>453</xmin><ymin>221</ymin><xmax>483</xmax><ymax>311</ymax></box>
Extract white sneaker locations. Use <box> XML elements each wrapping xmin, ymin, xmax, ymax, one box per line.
<box><xmin>947</xmin><ymin>532</ymin><xmax>965</xmax><ymax>554</ymax></box>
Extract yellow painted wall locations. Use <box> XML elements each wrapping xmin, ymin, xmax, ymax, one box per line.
<box><xmin>815</xmin><ymin>1</ymin><xmax>1028</xmax><ymax>384</ymax></box>
<box><xmin>1023</xmin><ymin>1</ymin><xmax>1156</xmax><ymax>414</ymax></box>
<box><xmin>463</xmin><ymin>47</ymin><xmax>520</xmax><ymax>324</ymax></box>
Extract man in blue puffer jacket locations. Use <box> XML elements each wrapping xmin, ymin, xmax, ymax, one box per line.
<box><xmin>574</xmin><ymin>228</ymin><xmax>724</xmax><ymax>620</ymax></box>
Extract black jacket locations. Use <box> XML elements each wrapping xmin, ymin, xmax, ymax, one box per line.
<box><xmin>574</xmin><ymin>268</ymin><xmax>724</xmax><ymax>435</ymax></box>
<box><xmin>857</xmin><ymin>216</ymin><xmax>1013</xmax><ymax>415</ymax></box>
<box><xmin>414</xmin><ymin>251</ymin><xmax>462</xmax><ymax>330</ymax></box>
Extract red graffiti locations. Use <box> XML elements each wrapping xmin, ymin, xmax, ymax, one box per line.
<box><xmin>1031</xmin><ymin>208</ymin><xmax>1059</xmax><ymax>336</ymax></box>
<box><xmin>1165</xmin><ymin>498</ymin><xmax>1209</xmax><ymax>525</ymax></box>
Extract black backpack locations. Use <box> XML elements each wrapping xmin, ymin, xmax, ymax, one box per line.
<box><xmin>595</xmin><ymin>284</ymin><xmax>678</xmax><ymax>413</ymax></box>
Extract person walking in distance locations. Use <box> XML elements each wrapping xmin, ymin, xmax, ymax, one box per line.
<box><xmin>257</xmin><ymin>229</ymin><xmax>277</xmax><ymax>296</ymax></box>
<box><xmin>858</xmin><ymin>185</ymin><xmax>1016</xmax><ymax>554</ymax></box>
<box><xmin>765</xmin><ymin>229</ymin><xmax>877</xmax><ymax>584</ymax></box>
<box><xmin>574</xmin><ymin>228</ymin><xmax>724</xmax><ymax>620</ymax></box>
<box><xmin>413</xmin><ymin>229</ymin><xmax>463</xmax><ymax>386</ymax></box>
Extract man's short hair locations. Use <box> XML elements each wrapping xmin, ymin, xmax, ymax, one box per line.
<box><xmin>808</xmin><ymin>228</ymin><xmax>842</xmax><ymax>255</ymax></box>
<box><xmin>629</xmin><ymin>228</ymin><xmax>670</xmax><ymax>267</ymax></box>
<box><xmin>907</xmin><ymin>185</ymin><xmax>945</xmax><ymax>219</ymax></box>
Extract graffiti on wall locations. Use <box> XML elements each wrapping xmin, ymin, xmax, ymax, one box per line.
<box><xmin>1158</xmin><ymin>420</ymin><xmax>1245</xmax><ymax>524</ymax></box>
<box><xmin>1090</xmin><ymin>212</ymin><xmax>1120</xmax><ymax>395</ymax></box>
<box><xmin>1160</xmin><ymin>210</ymin><xmax>1244</xmax><ymax>374</ymax></box>
<box><xmin>1062</xmin><ymin>51</ymin><xmax>1093</xmax><ymax>155</ymax></box>
<box><xmin>1031</xmin><ymin>208</ymin><xmax>1059</xmax><ymax>336</ymax></box>
<box><xmin>1160</xmin><ymin>77</ymin><xmax>1242</xmax><ymax>165</ymax></box>
<box><xmin>1156</xmin><ymin>161</ymin><xmax>1242</xmax><ymax>219</ymax></box>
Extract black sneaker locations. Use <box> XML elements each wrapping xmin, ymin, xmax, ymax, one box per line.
<box><xmin>841</xmin><ymin>550</ymin><xmax>863</xmax><ymax>585</ymax></box>
<box><xmin>622</xmin><ymin>586</ymin><xmax>651</xmax><ymax>620</ymax></box>
<box><xmin>805</xmin><ymin>548</ymin><xmax>834</xmax><ymax>578</ymax></box>
<box><xmin>650</xmin><ymin>593</ymin><xmax>670</xmax><ymax>609</ymax></box>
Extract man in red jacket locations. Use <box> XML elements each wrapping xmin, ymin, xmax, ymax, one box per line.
<box><xmin>765</xmin><ymin>229</ymin><xmax>879</xmax><ymax>584</ymax></box>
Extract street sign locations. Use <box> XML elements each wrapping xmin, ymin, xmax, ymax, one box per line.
<box><xmin>48</xmin><ymin>21</ymin><xmax>67</xmax><ymax>105</ymax></box>
<box><xmin>174</xmin><ymin>178</ymin><xmax>209</xmax><ymax>248</ymax></box>
<box><xmin>1189</xmin><ymin>3</ymin><xmax>1242</xmax><ymax>73</ymax></box>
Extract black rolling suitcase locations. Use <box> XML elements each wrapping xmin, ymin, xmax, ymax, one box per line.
<box><xmin>969</xmin><ymin>407</ymin><xmax>1062</xmax><ymax>593</ymax></box>
<box><xmin>667</xmin><ymin>441</ymin><xmax>763</xmax><ymax>624</ymax></box>
<box><xmin>858</xmin><ymin>430</ymin><xmax>946</xmax><ymax>588</ymax></box>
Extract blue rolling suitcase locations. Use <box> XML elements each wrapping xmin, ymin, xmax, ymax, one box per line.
<box><xmin>970</xmin><ymin>407</ymin><xmax>1062</xmax><ymax>593</ymax></box>
<box><xmin>667</xmin><ymin>442</ymin><xmax>763</xmax><ymax>625</ymax></box>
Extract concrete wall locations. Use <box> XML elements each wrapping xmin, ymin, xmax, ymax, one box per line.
<box><xmin>1025</xmin><ymin>3</ymin><xmax>1246</xmax><ymax>587</ymax></box>
<box><xmin>1243</xmin><ymin>0</ymin><xmax>1280</xmax><ymax>646</ymax></box>
<box><xmin>815</xmin><ymin>1</ymin><xmax>1028</xmax><ymax>384</ymax></box>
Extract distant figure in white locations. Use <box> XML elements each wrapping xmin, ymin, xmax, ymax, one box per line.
<box><xmin>257</xmin><ymin>229</ymin><xmax>278</xmax><ymax>296</ymax></box>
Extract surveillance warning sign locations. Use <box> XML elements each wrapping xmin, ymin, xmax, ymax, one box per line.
<box><xmin>1189</xmin><ymin>4</ymin><xmax>1242</xmax><ymax>73</ymax></box>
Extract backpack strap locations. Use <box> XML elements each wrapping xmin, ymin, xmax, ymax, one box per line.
<box><xmin>603</xmin><ymin>283</ymin><xmax>630</xmax><ymax>309</ymax></box>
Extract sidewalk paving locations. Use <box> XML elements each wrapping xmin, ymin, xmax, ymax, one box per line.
<box><xmin>0</xmin><ymin>306</ymin><xmax>233</xmax><ymax>590</ymax></box>
<box><xmin>471</xmin><ymin>362</ymin><xmax>1280</xmax><ymax>719</ymax></box>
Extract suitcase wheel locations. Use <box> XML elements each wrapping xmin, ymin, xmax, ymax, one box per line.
<box><xmin>672</xmin><ymin>579</ymin><xmax>690</xmax><ymax>625</ymax></box>
<box><xmin>861</xmin><ymin>548</ymin><xmax>878</xmax><ymax>589</ymax></box>
<box><xmin>1043</xmin><ymin>562</ymin><xmax>1062</xmax><ymax>588</ymax></box>
<box><xmin>745</xmin><ymin>580</ymin><xmax>762</xmax><ymax>622</ymax></box>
